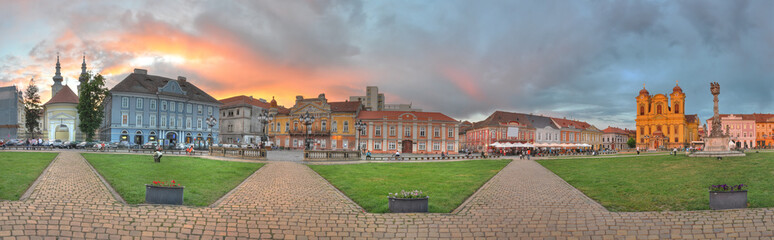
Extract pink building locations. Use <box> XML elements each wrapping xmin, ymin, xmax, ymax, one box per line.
<box><xmin>706</xmin><ymin>114</ymin><xmax>756</xmax><ymax>149</ymax></box>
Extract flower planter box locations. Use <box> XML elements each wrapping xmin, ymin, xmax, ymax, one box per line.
<box><xmin>388</xmin><ymin>197</ymin><xmax>428</xmax><ymax>213</ymax></box>
<box><xmin>709</xmin><ymin>190</ymin><xmax>747</xmax><ymax>210</ymax></box>
<box><xmin>145</xmin><ymin>184</ymin><xmax>184</xmax><ymax>205</ymax></box>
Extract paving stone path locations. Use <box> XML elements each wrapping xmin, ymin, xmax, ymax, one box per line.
<box><xmin>1</xmin><ymin>152</ymin><xmax>774</xmax><ymax>239</ymax></box>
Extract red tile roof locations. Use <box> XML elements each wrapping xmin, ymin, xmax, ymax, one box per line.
<box><xmin>219</xmin><ymin>95</ymin><xmax>272</xmax><ymax>109</ymax></box>
<box><xmin>357</xmin><ymin>111</ymin><xmax>457</xmax><ymax>122</ymax></box>
<box><xmin>44</xmin><ymin>86</ymin><xmax>79</xmax><ymax>105</ymax></box>
<box><xmin>551</xmin><ymin>117</ymin><xmax>592</xmax><ymax>130</ymax></box>
<box><xmin>472</xmin><ymin>111</ymin><xmax>534</xmax><ymax>129</ymax></box>
<box><xmin>329</xmin><ymin>101</ymin><xmax>362</xmax><ymax>112</ymax></box>
<box><xmin>603</xmin><ymin>127</ymin><xmax>629</xmax><ymax>134</ymax></box>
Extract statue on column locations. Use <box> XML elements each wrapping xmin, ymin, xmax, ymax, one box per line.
<box><xmin>709</xmin><ymin>82</ymin><xmax>725</xmax><ymax>138</ymax></box>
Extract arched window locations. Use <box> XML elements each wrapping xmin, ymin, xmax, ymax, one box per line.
<box><xmin>640</xmin><ymin>105</ymin><xmax>645</xmax><ymax>115</ymax></box>
<box><xmin>656</xmin><ymin>105</ymin><xmax>662</xmax><ymax>114</ymax></box>
<box><xmin>674</xmin><ymin>103</ymin><xmax>680</xmax><ymax>114</ymax></box>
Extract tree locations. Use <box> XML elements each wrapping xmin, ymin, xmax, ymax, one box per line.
<box><xmin>627</xmin><ymin>137</ymin><xmax>636</xmax><ymax>148</ymax></box>
<box><xmin>77</xmin><ymin>72</ymin><xmax>109</xmax><ymax>142</ymax></box>
<box><xmin>24</xmin><ymin>78</ymin><xmax>42</xmax><ymax>139</ymax></box>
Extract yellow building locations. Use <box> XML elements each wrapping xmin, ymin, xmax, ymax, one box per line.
<box><xmin>635</xmin><ymin>83</ymin><xmax>700</xmax><ymax>150</ymax></box>
<box><xmin>268</xmin><ymin>94</ymin><xmax>362</xmax><ymax>150</ymax></box>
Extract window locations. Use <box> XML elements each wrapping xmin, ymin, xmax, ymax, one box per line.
<box><xmin>639</xmin><ymin>105</ymin><xmax>645</xmax><ymax>115</ymax></box>
<box><xmin>361</xmin><ymin>127</ymin><xmax>367</xmax><ymax>135</ymax></box>
<box><xmin>293</xmin><ymin>139</ymin><xmax>298</xmax><ymax>147</ymax></box>
<box><xmin>434</xmin><ymin>127</ymin><xmax>440</xmax><ymax>137</ymax></box>
<box><xmin>375</xmin><ymin>126</ymin><xmax>382</xmax><ymax>136</ymax></box>
<box><xmin>293</xmin><ymin>121</ymin><xmax>298</xmax><ymax>131</ymax></box>
<box><xmin>170</xmin><ymin>101</ymin><xmax>176</xmax><ymax>112</ymax></box>
<box><xmin>197</xmin><ymin>105</ymin><xmax>202</xmax><ymax>114</ymax></box>
<box><xmin>170</xmin><ymin>117</ymin><xmax>176</xmax><ymax>128</ymax></box>
<box><xmin>321</xmin><ymin>120</ymin><xmax>327</xmax><ymax>131</ymax></box>
<box><xmin>332</xmin><ymin>139</ymin><xmax>337</xmax><ymax>149</ymax></box>
<box><xmin>197</xmin><ymin>118</ymin><xmax>202</xmax><ymax>129</ymax></box>
<box><xmin>657</xmin><ymin>105</ymin><xmax>662</xmax><ymax>114</ymax></box>
<box><xmin>420</xmin><ymin>127</ymin><xmax>426</xmax><ymax>137</ymax></box>
<box><xmin>389</xmin><ymin>126</ymin><xmax>396</xmax><ymax>136</ymax></box>
<box><xmin>448</xmin><ymin>128</ymin><xmax>454</xmax><ymax>138</ymax></box>
<box><xmin>332</xmin><ymin>121</ymin><xmax>337</xmax><ymax>132</ymax></box>
<box><xmin>149</xmin><ymin>115</ymin><xmax>156</xmax><ymax>127</ymax></box>
<box><xmin>121</xmin><ymin>113</ymin><xmax>128</xmax><ymax>126</ymax></box>
<box><xmin>276</xmin><ymin>122</ymin><xmax>280</xmax><ymax>132</ymax></box>
<box><xmin>228</xmin><ymin>125</ymin><xmax>233</xmax><ymax>132</ymax></box>
<box><xmin>321</xmin><ymin>140</ymin><xmax>327</xmax><ymax>148</ymax></box>
<box><xmin>286</xmin><ymin>122</ymin><xmax>289</xmax><ymax>132</ymax></box>
<box><xmin>121</xmin><ymin>97</ymin><xmax>129</xmax><ymax>108</ymax></box>
<box><xmin>374</xmin><ymin>142</ymin><xmax>382</xmax><ymax>150</ymax></box>
<box><xmin>178</xmin><ymin>103</ymin><xmax>183</xmax><ymax>112</ymax></box>
<box><xmin>388</xmin><ymin>142</ymin><xmax>396</xmax><ymax>150</ymax></box>
<box><xmin>674</xmin><ymin>103</ymin><xmax>680</xmax><ymax>114</ymax></box>
<box><xmin>160</xmin><ymin>116</ymin><xmax>166</xmax><ymax>128</ymax></box>
<box><xmin>208</xmin><ymin>107</ymin><xmax>212</xmax><ymax>116</ymax></box>
<box><xmin>136</xmin><ymin>98</ymin><xmax>143</xmax><ymax>109</ymax></box>
<box><xmin>343</xmin><ymin>121</ymin><xmax>349</xmax><ymax>133</ymax></box>
<box><xmin>178</xmin><ymin>117</ymin><xmax>183</xmax><ymax>129</ymax></box>
<box><xmin>418</xmin><ymin>142</ymin><xmax>426</xmax><ymax>150</ymax></box>
<box><xmin>161</xmin><ymin>101</ymin><xmax>167</xmax><ymax>111</ymax></box>
<box><xmin>187</xmin><ymin>104</ymin><xmax>191</xmax><ymax>113</ymax></box>
<box><xmin>404</xmin><ymin>127</ymin><xmax>411</xmax><ymax>137</ymax></box>
<box><xmin>447</xmin><ymin>143</ymin><xmax>454</xmax><ymax>151</ymax></box>
<box><xmin>136</xmin><ymin>114</ymin><xmax>143</xmax><ymax>126</ymax></box>
<box><xmin>343</xmin><ymin>140</ymin><xmax>348</xmax><ymax>149</ymax></box>
<box><xmin>433</xmin><ymin>142</ymin><xmax>441</xmax><ymax>150</ymax></box>
<box><xmin>150</xmin><ymin>100</ymin><xmax>156</xmax><ymax>110</ymax></box>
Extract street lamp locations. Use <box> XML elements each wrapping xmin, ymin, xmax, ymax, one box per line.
<box><xmin>206</xmin><ymin>115</ymin><xmax>217</xmax><ymax>149</ymax></box>
<box><xmin>255</xmin><ymin>110</ymin><xmax>273</xmax><ymax>148</ymax></box>
<box><xmin>355</xmin><ymin>120</ymin><xmax>367</xmax><ymax>152</ymax></box>
<box><xmin>300</xmin><ymin>111</ymin><xmax>315</xmax><ymax>150</ymax></box>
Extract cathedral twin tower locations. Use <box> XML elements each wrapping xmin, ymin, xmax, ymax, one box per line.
<box><xmin>51</xmin><ymin>53</ymin><xmax>88</xmax><ymax>98</ymax></box>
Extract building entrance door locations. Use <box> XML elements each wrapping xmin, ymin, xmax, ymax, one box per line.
<box><xmin>402</xmin><ymin>140</ymin><xmax>413</xmax><ymax>153</ymax></box>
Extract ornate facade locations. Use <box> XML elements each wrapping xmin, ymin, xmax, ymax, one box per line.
<box><xmin>268</xmin><ymin>94</ymin><xmax>362</xmax><ymax>150</ymax></box>
<box><xmin>41</xmin><ymin>55</ymin><xmax>85</xmax><ymax>142</ymax></box>
<box><xmin>635</xmin><ymin>83</ymin><xmax>700</xmax><ymax>150</ymax></box>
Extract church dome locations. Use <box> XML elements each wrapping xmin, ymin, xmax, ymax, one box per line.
<box><xmin>673</xmin><ymin>82</ymin><xmax>682</xmax><ymax>93</ymax></box>
<box><xmin>270</xmin><ymin>96</ymin><xmax>277</xmax><ymax>108</ymax></box>
<box><xmin>639</xmin><ymin>87</ymin><xmax>649</xmax><ymax>96</ymax></box>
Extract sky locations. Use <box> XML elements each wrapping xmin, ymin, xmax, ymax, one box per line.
<box><xmin>1</xmin><ymin>0</ymin><xmax>773</xmax><ymax>129</ymax></box>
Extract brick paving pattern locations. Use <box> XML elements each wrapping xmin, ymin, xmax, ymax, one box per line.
<box><xmin>1</xmin><ymin>151</ymin><xmax>773</xmax><ymax>239</ymax></box>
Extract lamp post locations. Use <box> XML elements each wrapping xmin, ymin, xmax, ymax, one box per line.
<box><xmin>206</xmin><ymin>115</ymin><xmax>217</xmax><ymax>149</ymax></box>
<box><xmin>355</xmin><ymin>120</ymin><xmax>366</xmax><ymax>152</ymax></box>
<box><xmin>300</xmin><ymin>111</ymin><xmax>315</xmax><ymax>150</ymax></box>
<box><xmin>255</xmin><ymin>110</ymin><xmax>273</xmax><ymax>148</ymax></box>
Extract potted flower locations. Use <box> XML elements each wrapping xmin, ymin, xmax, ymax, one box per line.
<box><xmin>388</xmin><ymin>190</ymin><xmax>428</xmax><ymax>213</ymax></box>
<box><xmin>709</xmin><ymin>184</ymin><xmax>747</xmax><ymax>210</ymax></box>
<box><xmin>145</xmin><ymin>180</ymin><xmax>184</xmax><ymax>205</ymax></box>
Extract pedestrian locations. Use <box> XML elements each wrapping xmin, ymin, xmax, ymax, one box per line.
<box><xmin>366</xmin><ymin>150</ymin><xmax>371</xmax><ymax>160</ymax></box>
<box><xmin>527</xmin><ymin>149</ymin><xmax>531</xmax><ymax>160</ymax></box>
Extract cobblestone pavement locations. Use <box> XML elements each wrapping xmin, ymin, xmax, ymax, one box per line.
<box><xmin>2</xmin><ymin>152</ymin><xmax>774</xmax><ymax>239</ymax></box>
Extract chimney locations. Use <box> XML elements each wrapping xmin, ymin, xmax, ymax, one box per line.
<box><xmin>177</xmin><ymin>76</ymin><xmax>187</xmax><ymax>82</ymax></box>
<box><xmin>134</xmin><ymin>68</ymin><xmax>147</xmax><ymax>75</ymax></box>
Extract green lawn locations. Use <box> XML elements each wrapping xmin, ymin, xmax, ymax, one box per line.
<box><xmin>538</xmin><ymin>152</ymin><xmax>774</xmax><ymax>212</ymax></box>
<box><xmin>309</xmin><ymin>159</ymin><xmax>511</xmax><ymax>213</ymax></box>
<box><xmin>0</xmin><ymin>152</ymin><xmax>58</xmax><ymax>200</ymax></box>
<box><xmin>83</xmin><ymin>153</ymin><xmax>263</xmax><ymax>206</ymax></box>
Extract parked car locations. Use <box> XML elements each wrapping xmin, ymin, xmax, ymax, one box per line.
<box><xmin>142</xmin><ymin>141</ymin><xmax>158</xmax><ymax>149</ymax></box>
<box><xmin>51</xmin><ymin>140</ymin><xmax>64</xmax><ymax>148</ymax></box>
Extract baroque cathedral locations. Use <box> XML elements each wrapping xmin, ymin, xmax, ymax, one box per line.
<box><xmin>635</xmin><ymin>82</ymin><xmax>701</xmax><ymax>150</ymax></box>
<box><xmin>40</xmin><ymin>54</ymin><xmax>89</xmax><ymax>142</ymax></box>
